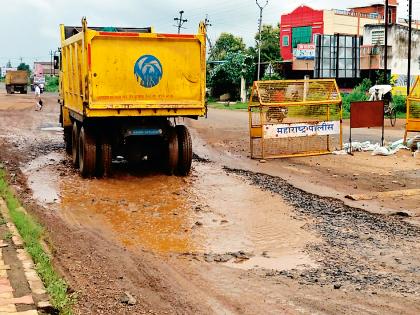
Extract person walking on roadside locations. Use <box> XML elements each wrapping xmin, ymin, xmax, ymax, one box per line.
<box><xmin>34</xmin><ymin>84</ymin><xmax>43</xmax><ymax>111</ymax></box>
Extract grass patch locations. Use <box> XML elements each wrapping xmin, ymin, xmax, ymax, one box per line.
<box><xmin>0</xmin><ymin>168</ymin><xmax>74</xmax><ymax>314</ymax></box>
<box><xmin>208</xmin><ymin>102</ymin><xmax>248</xmax><ymax>111</ymax></box>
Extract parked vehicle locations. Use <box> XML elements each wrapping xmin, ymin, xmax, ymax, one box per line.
<box><xmin>57</xmin><ymin>18</ymin><xmax>207</xmax><ymax>177</ymax></box>
<box><xmin>369</xmin><ymin>85</ymin><xmax>396</xmax><ymax>127</ymax></box>
<box><xmin>5</xmin><ymin>70</ymin><xmax>28</xmax><ymax>94</ymax></box>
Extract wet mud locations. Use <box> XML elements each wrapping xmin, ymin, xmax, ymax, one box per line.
<box><xmin>225</xmin><ymin>167</ymin><xmax>420</xmax><ymax>294</ymax></box>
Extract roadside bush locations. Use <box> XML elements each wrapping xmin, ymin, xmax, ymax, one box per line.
<box><xmin>392</xmin><ymin>94</ymin><xmax>406</xmax><ymax>113</ymax></box>
<box><xmin>342</xmin><ymin>88</ymin><xmax>368</xmax><ymax>113</ymax></box>
<box><xmin>45</xmin><ymin>76</ymin><xmax>59</xmax><ymax>92</ymax></box>
<box><xmin>341</xmin><ymin>79</ymin><xmax>372</xmax><ymax>114</ymax></box>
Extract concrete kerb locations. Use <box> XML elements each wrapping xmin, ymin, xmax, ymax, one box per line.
<box><xmin>0</xmin><ymin>198</ymin><xmax>52</xmax><ymax>312</ymax></box>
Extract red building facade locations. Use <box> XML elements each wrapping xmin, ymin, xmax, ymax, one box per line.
<box><xmin>280</xmin><ymin>6</ymin><xmax>324</xmax><ymax>61</ymax></box>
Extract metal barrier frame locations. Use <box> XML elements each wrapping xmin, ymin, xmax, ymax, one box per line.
<box><xmin>249</xmin><ymin>79</ymin><xmax>343</xmax><ymax>159</ymax></box>
<box><xmin>405</xmin><ymin>76</ymin><xmax>420</xmax><ymax>142</ymax></box>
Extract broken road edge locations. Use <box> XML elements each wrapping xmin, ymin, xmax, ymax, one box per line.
<box><xmin>0</xmin><ymin>167</ymin><xmax>75</xmax><ymax>315</ymax></box>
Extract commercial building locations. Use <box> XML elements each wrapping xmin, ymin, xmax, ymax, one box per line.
<box><xmin>280</xmin><ymin>4</ymin><xmax>387</xmax><ymax>72</ymax></box>
<box><xmin>361</xmin><ymin>24</ymin><xmax>420</xmax><ymax>94</ymax></box>
<box><xmin>280</xmin><ymin>1</ymin><xmax>419</xmax><ymax>92</ymax></box>
<box><xmin>33</xmin><ymin>61</ymin><xmax>54</xmax><ymax>77</ymax></box>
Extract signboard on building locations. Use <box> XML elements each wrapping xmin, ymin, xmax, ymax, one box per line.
<box><xmin>293</xmin><ymin>44</ymin><xmax>315</xmax><ymax>60</ymax></box>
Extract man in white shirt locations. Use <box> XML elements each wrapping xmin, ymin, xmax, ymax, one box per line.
<box><xmin>34</xmin><ymin>85</ymin><xmax>43</xmax><ymax>111</ymax></box>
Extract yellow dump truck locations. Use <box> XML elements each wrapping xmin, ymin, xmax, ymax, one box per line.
<box><xmin>5</xmin><ymin>70</ymin><xmax>28</xmax><ymax>94</ymax></box>
<box><xmin>57</xmin><ymin>18</ymin><xmax>206</xmax><ymax>177</ymax></box>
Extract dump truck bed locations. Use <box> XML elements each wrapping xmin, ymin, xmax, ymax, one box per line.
<box><xmin>60</xmin><ymin>22</ymin><xmax>206</xmax><ymax>118</ymax></box>
<box><xmin>5</xmin><ymin>71</ymin><xmax>28</xmax><ymax>85</ymax></box>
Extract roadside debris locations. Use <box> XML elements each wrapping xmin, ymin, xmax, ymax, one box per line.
<box><xmin>120</xmin><ymin>291</ymin><xmax>137</xmax><ymax>306</ymax></box>
<box><xmin>333</xmin><ymin>139</ymin><xmax>411</xmax><ymax>156</ymax></box>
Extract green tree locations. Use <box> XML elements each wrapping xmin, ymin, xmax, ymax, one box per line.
<box><xmin>6</xmin><ymin>60</ymin><xmax>12</xmax><ymax>68</ymax></box>
<box><xmin>208</xmin><ymin>52</ymin><xmax>255</xmax><ymax>99</ymax></box>
<box><xmin>254</xmin><ymin>24</ymin><xmax>281</xmax><ymax>63</ymax></box>
<box><xmin>210</xmin><ymin>33</ymin><xmax>246</xmax><ymax>61</ymax></box>
<box><xmin>17</xmin><ymin>63</ymin><xmax>30</xmax><ymax>73</ymax></box>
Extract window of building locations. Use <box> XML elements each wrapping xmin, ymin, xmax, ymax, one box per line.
<box><xmin>371</xmin><ymin>30</ymin><xmax>385</xmax><ymax>45</ymax></box>
<box><xmin>313</xmin><ymin>33</ymin><xmax>320</xmax><ymax>43</ymax></box>
<box><xmin>282</xmin><ymin>35</ymin><xmax>289</xmax><ymax>47</ymax></box>
<box><xmin>292</xmin><ymin>26</ymin><xmax>312</xmax><ymax>48</ymax></box>
<box><xmin>314</xmin><ymin>34</ymin><xmax>360</xmax><ymax>79</ymax></box>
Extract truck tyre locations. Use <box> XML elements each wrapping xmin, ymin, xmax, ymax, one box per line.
<box><xmin>22</xmin><ymin>86</ymin><xmax>27</xmax><ymax>94</ymax></box>
<box><xmin>97</xmin><ymin>139</ymin><xmax>112</xmax><ymax>177</ymax></box>
<box><xmin>6</xmin><ymin>86</ymin><xmax>11</xmax><ymax>94</ymax></box>
<box><xmin>167</xmin><ymin>127</ymin><xmax>179</xmax><ymax>175</ymax></box>
<box><xmin>176</xmin><ymin>125</ymin><xmax>192</xmax><ymax>176</ymax></box>
<box><xmin>72</xmin><ymin>122</ymin><xmax>79</xmax><ymax>167</ymax></box>
<box><xmin>79</xmin><ymin>126</ymin><xmax>97</xmax><ymax>178</ymax></box>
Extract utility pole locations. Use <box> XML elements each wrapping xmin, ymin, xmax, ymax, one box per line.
<box><xmin>384</xmin><ymin>0</ymin><xmax>389</xmax><ymax>84</ymax></box>
<box><xmin>174</xmin><ymin>10</ymin><xmax>188</xmax><ymax>34</ymax></box>
<box><xmin>50</xmin><ymin>50</ymin><xmax>54</xmax><ymax>76</ymax></box>
<box><xmin>407</xmin><ymin>0</ymin><xmax>412</xmax><ymax>95</ymax></box>
<box><xmin>204</xmin><ymin>15</ymin><xmax>213</xmax><ymax>52</ymax></box>
<box><xmin>256</xmin><ymin>0</ymin><xmax>268</xmax><ymax>81</ymax></box>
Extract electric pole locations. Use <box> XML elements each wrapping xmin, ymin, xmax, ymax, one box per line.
<box><xmin>407</xmin><ymin>0</ymin><xmax>412</xmax><ymax>95</ymax></box>
<box><xmin>256</xmin><ymin>0</ymin><xmax>268</xmax><ymax>81</ymax></box>
<box><xmin>174</xmin><ymin>10</ymin><xmax>188</xmax><ymax>34</ymax></box>
<box><xmin>50</xmin><ymin>50</ymin><xmax>54</xmax><ymax>76</ymax></box>
<box><xmin>384</xmin><ymin>0</ymin><xmax>389</xmax><ymax>84</ymax></box>
<box><xmin>204</xmin><ymin>15</ymin><xmax>213</xmax><ymax>52</ymax></box>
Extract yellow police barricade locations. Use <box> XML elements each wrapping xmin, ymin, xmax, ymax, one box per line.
<box><xmin>405</xmin><ymin>76</ymin><xmax>420</xmax><ymax>142</ymax></box>
<box><xmin>249</xmin><ymin>79</ymin><xmax>343</xmax><ymax>159</ymax></box>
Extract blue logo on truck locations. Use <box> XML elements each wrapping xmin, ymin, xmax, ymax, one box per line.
<box><xmin>134</xmin><ymin>55</ymin><xmax>163</xmax><ymax>88</ymax></box>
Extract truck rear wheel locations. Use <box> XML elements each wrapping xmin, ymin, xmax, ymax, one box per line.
<box><xmin>167</xmin><ymin>127</ymin><xmax>179</xmax><ymax>175</ymax></box>
<box><xmin>79</xmin><ymin>126</ymin><xmax>97</xmax><ymax>178</ymax></box>
<box><xmin>72</xmin><ymin>122</ymin><xmax>79</xmax><ymax>167</ymax></box>
<box><xmin>176</xmin><ymin>125</ymin><xmax>192</xmax><ymax>176</ymax></box>
<box><xmin>97</xmin><ymin>138</ymin><xmax>112</xmax><ymax>177</ymax></box>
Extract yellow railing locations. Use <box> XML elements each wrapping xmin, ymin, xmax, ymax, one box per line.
<box><xmin>405</xmin><ymin>76</ymin><xmax>420</xmax><ymax>142</ymax></box>
<box><xmin>249</xmin><ymin>79</ymin><xmax>343</xmax><ymax>159</ymax></box>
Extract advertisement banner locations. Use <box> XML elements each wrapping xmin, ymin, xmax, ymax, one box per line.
<box><xmin>264</xmin><ymin>121</ymin><xmax>340</xmax><ymax>139</ymax></box>
<box><xmin>293</xmin><ymin>44</ymin><xmax>315</xmax><ymax>60</ymax></box>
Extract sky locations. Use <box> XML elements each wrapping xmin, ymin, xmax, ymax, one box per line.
<box><xmin>0</xmin><ymin>0</ymin><xmax>418</xmax><ymax>68</ymax></box>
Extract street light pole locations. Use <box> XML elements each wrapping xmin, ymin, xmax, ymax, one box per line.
<box><xmin>256</xmin><ymin>0</ymin><xmax>268</xmax><ymax>81</ymax></box>
<box><xmin>174</xmin><ymin>10</ymin><xmax>188</xmax><ymax>34</ymax></box>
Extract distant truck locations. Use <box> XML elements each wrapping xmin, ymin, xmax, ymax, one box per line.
<box><xmin>57</xmin><ymin>18</ymin><xmax>206</xmax><ymax>177</ymax></box>
<box><xmin>5</xmin><ymin>70</ymin><xmax>28</xmax><ymax>94</ymax></box>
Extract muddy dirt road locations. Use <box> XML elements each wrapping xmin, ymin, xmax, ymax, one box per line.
<box><xmin>0</xmin><ymin>88</ymin><xmax>419</xmax><ymax>314</ymax></box>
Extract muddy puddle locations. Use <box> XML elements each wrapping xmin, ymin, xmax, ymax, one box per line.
<box><xmin>22</xmin><ymin>152</ymin><xmax>317</xmax><ymax>271</ymax></box>
<box><xmin>21</xmin><ymin>152</ymin><xmax>62</xmax><ymax>204</ymax></box>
